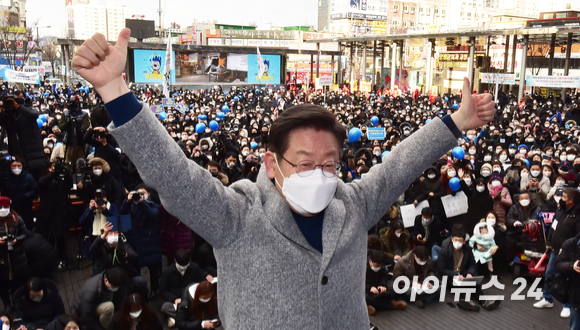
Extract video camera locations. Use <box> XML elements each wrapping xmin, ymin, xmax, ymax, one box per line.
<box><xmin>93</xmin><ymin>131</ymin><xmax>106</xmax><ymax>140</ymax></box>
<box><xmin>53</xmin><ymin>158</ymin><xmax>72</xmax><ymax>179</ymax></box>
<box><xmin>95</xmin><ymin>189</ymin><xmax>104</xmax><ymax>207</ymax></box>
<box><xmin>2</xmin><ymin>234</ymin><xmax>14</xmax><ymax>251</ymax></box>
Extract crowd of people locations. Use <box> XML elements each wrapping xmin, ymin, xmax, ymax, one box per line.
<box><xmin>0</xmin><ymin>77</ymin><xmax>580</xmax><ymax>329</ymax></box>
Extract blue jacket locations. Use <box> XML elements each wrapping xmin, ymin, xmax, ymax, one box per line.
<box><xmin>120</xmin><ymin>199</ymin><xmax>161</xmax><ymax>267</ymax></box>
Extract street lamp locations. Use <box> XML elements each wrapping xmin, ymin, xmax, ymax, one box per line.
<box><xmin>36</xmin><ymin>25</ymin><xmax>51</xmax><ymax>42</ymax></box>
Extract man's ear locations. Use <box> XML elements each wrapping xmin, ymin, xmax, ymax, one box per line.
<box><xmin>264</xmin><ymin>151</ymin><xmax>277</xmax><ymax>180</ymax></box>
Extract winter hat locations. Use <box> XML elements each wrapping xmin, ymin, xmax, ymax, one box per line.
<box><xmin>0</xmin><ymin>197</ymin><xmax>11</xmax><ymax>208</ymax></box>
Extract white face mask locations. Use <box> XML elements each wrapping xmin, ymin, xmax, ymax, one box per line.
<box><xmin>476</xmin><ymin>186</ymin><xmax>485</xmax><ymax>193</ymax></box>
<box><xmin>484</xmin><ymin>156</ymin><xmax>492</xmax><ymax>162</ymax></box>
<box><xmin>11</xmin><ymin>168</ymin><xmax>22</xmax><ymax>175</ymax></box>
<box><xmin>520</xmin><ymin>199</ymin><xmax>530</xmax><ymax>207</ymax></box>
<box><xmin>531</xmin><ymin>170</ymin><xmax>541</xmax><ymax>177</ymax></box>
<box><xmin>0</xmin><ymin>208</ymin><xmax>10</xmax><ymax>217</ymax></box>
<box><xmin>499</xmin><ymin>155</ymin><xmax>507</xmax><ymax>161</ymax></box>
<box><xmin>129</xmin><ymin>310</ymin><xmax>142</xmax><ymax>319</ymax></box>
<box><xmin>106</xmin><ymin>235</ymin><xmax>118</xmax><ymax>245</ymax></box>
<box><xmin>509</xmin><ymin>149</ymin><xmax>516</xmax><ymax>155</ymax></box>
<box><xmin>176</xmin><ymin>263</ymin><xmax>189</xmax><ymax>275</ymax></box>
<box><xmin>491</xmin><ymin>180</ymin><xmax>501</xmax><ymax>188</ymax></box>
<box><xmin>555</xmin><ymin>196</ymin><xmax>562</xmax><ymax>203</ymax></box>
<box><xmin>486</xmin><ymin>217</ymin><xmax>496</xmax><ymax>226</ymax></box>
<box><xmin>275</xmin><ymin>155</ymin><xmax>337</xmax><ymax>215</ymax></box>
<box><xmin>464</xmin><ymin>178</ymin><xmax>472</xmax><ymax>186</ymax></box>
<box><xmin>370</xmin><ymin>266</ymin><xmax>382</xmax><ymax>272</ymax></box>
<box><xmin>557</xmin><ymin>180</ymin><xmax>565</xmax><ymax>187</ymax></box>
<box><xmin>519</xmin><ymin>149</ymin><xmax>526</xmax><ymax>155</ymax></box>
<box><xmin>395</xmin><ymin>231</ymin><xmax>402</xmax><ymax>238</ymax></box>
<box><xmin>242</xmin><ymin>151</ymin><xmax>249</xmax><ymax>157</ymax></box>
<box><xmin>415</xmin><ymin>258</ymin><xmax>427</xmax><ymax>266</ymax></box>
<box><xmin>568</xmin><ymin>155</ymin><xmax>576</xmax><ymax>161</ymax></box>
<box><xmin>447</xmin><ymin>171</ymin><xmax>456</xmax><ymax>177</ymax></box>
<box><xmin>469</xmin><ymin>149</ymin><xmax>476</xmax><ymax>155</ymax></box>
<box><xmin>493</xmin><ymin>167</ymin><xmax>501</xmax><ymax>173</ymax></box>
<box><xmin>93</xmin><ymin>169</ymin><xmax>103</xmax><ymax>176</ymax></box>
<box><xmin>199</xmin><ymin>297</ymin><xmax>211</xmax><ymax>303</ymax></box>
<box><xmin>427</xmin><ymin>173</ymin><xmax>436</xmax><ymax>179</ymax></box>
<box><xmin>481</xmin><ymin>170</ymin><xmax>491</xmax><ymax>177</ymax></box>
<box><xmin>31</xmin><ymin>295</ymin><xmax>43</xmax><ymax>303</ymax></box>
<box><xmin>2</xmin><ymin>323</ymin><xmax>9</xmax><ymax>330</ymax></box>
<box><xmin>453</xmin><ymin>241</ymin><xmax>463</xmax><ymax>250</ymax></box>
<box><xmin>561</xmin><ymin>155</ymin><xmax>567</xmax><ymax>161</ymax></box>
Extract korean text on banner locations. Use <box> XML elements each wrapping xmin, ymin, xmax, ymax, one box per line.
<box><xmin>400</xmin><ymin>201</ymin><xmax>430</xmax><ymax>228</ymax></box>
<box><xmin>150</xmin><ymin>105</ymin><xmax>164</xmax><ymax>114</ymax></box>
<box><xmin>526</xmin><ymin>76</ymin><xmax>580</xmax><ymax>88</ymax></box>
<box><xmin>319</xmin><ymin>75</ymin><xmax>333</xmax><ymax>86</ymax></box>
<box><xmin>440</xmin><ymin>191</ymin><xmax>469</xmax><ymax>218</ymax></box>
<box><xmin>367</xmin><ymin>128</ymin><xmax>386</xmax><ymax>140</ymax></box>
<box><xmin>162</xmin><ymin>98</ymin><xmax>175</xmax><ymax>107</ymax></box>
<box><xmin>3</xmin><ymin>68</ymin><xmax>40</xmax><ymax>84</ymax></box>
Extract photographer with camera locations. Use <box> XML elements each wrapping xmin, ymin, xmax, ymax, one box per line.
<box><xmin>220</xmin><ymin>152</ymin><xmax>243</xmax><ymax>186</ymax></box>
<box><xmin>1</xmin><ymin>157</ymin><xmax>38</xmax><ymax>230</ymax></box>
<box><xmin>36</xmin><ymin>159</ymin><xmax>73</xmax><ymax>268</ymax></box>
<box><xmin>83</xmin><ymin>127</ymin><xmax>122</xmax><ymax>183</ymax></box>
<box><xmin>0</xmin><ymin>91</ymin><xmax>47</xmax><ymax>182</ymax></box>
<box><xmin>120</xmin><ymin>184</ymin><xmax>162</xmax><ymax>299</ymax></box>
<box><xmin>79</xmin><ymin>189</ymin><xmax>118</xmax><ymax>263</ymax></box>
<box><xmin>58</xmin><ymin>96</ymin><xmax>90</xmax><ymax>163</ymax></box>
<box><xmin>0</xmin><ymin>196</ymin><xmax>30</xmax><ymax>308</ymax></box>
<box><xmin>77</xmin><ymin>158</ymin><xmax>125</xmax><ymax>208</ymax></box>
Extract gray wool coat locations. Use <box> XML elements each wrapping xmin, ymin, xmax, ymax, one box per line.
<box><xmin>108</xmin><ymin>103</ymin><xmax>457</xmax><ymax>329</ymax></box>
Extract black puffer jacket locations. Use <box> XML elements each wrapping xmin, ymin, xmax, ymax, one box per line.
<box><xmin>13</xmin><ymin>279</ymin><xmax>65</xmax><ymax>329</ymax></box>
<box><xmin>0</xmin><ymin>102</ymin><xmax>46</xmax><ymax>172</ymax></box>
<box><xmin>556</xmin><ymin>234</ymin><xmax>580</xmax><ymax>311</ymax></box>
<box><xmin>1</xmin><ymin>170</ymin><xmax>38</xmax><ymax>228</ymax></box>
<box><xmin>547</xmin><ymin>202</ymin><xmax>580</xmax><ymax>253</ymax></box>
<box><xmin>0</xmin><ymin>212</ymin><xmax>30</xmax><ymax>279</ymax></box>
<box><xmin>416</xmin><ymin>166</ymin><xmax>445</xmax><ymax>216</ymax></box>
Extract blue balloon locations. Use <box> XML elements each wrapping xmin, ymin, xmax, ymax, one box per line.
<box><xmin>198</xmin><ymin>114</ymin><xmax>207</xmax><ymax>121</ymax></box>
<box><xmin>425</xmin><ymin>119</ymin><xmax>432</xmax><ymax>124</ymax></box>
<box><xmin>250</xmin><ymin>142</ymin><xmax>258</xmax><ymax>150</ymax></box>
<box><xmin>444</xmin><ymin>96</ymin><xmax>449</xmax><ymax>101</ymax></box>
<box><xmin>255</xmin><ymin>89</ymin><xmax>260</xmax><ymax>94</ymax></box>
<box><xmin>43</xmin><ymin>92</ymin><xmax>49</xmax><ymax>98</ymax></box>
<box><xmin>159</xmin><ymin>112</ymin><xmax>168</xmax><ymax>120</ymax></box>
<box><xmin>217</xmin><ymin>112</ymin><xmax>226</xmax><ymax>119</ymax></box>
<box><xmin>36</xmin><ymin>118</ymin><xmax>43</xmax><ymax>128</ymax></box>
<box><xmin>449</xmin><ymin>177</ymin><xmax>461</xmax><ymax>192</ymax></box>
<box><xmin>371</xmin><ymin>116</ymin><xmax>379</xmax><ymax>126</ymax></box>
<box><xmin>209</xmin><ymin>120</ymin><xmax>219</xmax><ymax>131</ymax></box>
<box><xmin>195</xmin><ymin>123</ymin><xmax>206</xmax><ymax>134</ymax></box>
<box><xmin>524</xmin><ymin>159</ymin><xmax>530</xmax><ymax>167</ymax></box>
<box><xmin>371</xmin><ymin>93</ymin><xmax>375</xmax><ymax>98</ymax></box>
<box><xmin>452</xmin><ymin>146</ymin><xmax>465</xmax><ymax>160</ymax></box>
<box><xmin>452</xmin><ymin>103</ymin><xmax>459</xmax><ymax>109</ymax></box>
<box><xmin>222</xmin><ymin>104</ymin><xmax>229</xmax><ymax>113</ymax></box>
<box><xmin>39</xmin><ymin>114</ymin><xmax>47</xmax><ymax>123</ymax></box>
<box><xmin>348</xmin><ymin>128</ymin><xmax>362</xmax><ymax>143</ymax></box>
<box><xmin>234</xmin><ymin>96</ymin><xmax>239</xmax><ymax>101</ymax></box>
<box><xmin>381</xmin><ymin>151</ymin><xmax>390</xmax><ymax>159</ymax></box>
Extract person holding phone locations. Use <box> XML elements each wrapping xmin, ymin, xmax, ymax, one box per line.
<box><xmin>176</xmin><ymin>281</ymin><xmax>220</xmax><ymax>330</ymax></box>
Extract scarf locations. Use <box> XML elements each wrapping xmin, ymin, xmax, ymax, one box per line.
<box><xmin>422</xmin><ymin>216</ymin><xmax>434</xmax><ymax>240</ymax></box>
<box><xmin>92</xmin><ymin>202</ymin><xmax>111</xmax><ymax>236</ymax></box>
<box><xmin>490</xmin><ymin>183</ymin><xmax>503</xmax><ymax>198</ymax></box>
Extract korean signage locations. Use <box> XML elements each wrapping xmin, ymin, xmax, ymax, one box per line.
<box><xmin>0</xmin><ymin>67</ymin><xmax>40</xmax><ymax>84</ymax></box>
<box><xmin>481</xmin><ymin>73</ymin><xmax>516</xmax><ymax>85</ymax></box>
<box><xmin>133</xmin><ymin>49</ymin><xmax>176</xmax><ymax>84</ymax></box>
<box><xmin>367</xmin><ymin>127</ymin><xmax>386</xmax><ymax>140</ymax></box>
<box><xmin>526</xmin><ymin>76</ymin><xmax>580</xmax><ymax>88</ymax></box>
<box><xmin>206</xmin><ymin>29</ymin><xmax>220</xmax><ymax>38</ymax></box>
<box><xmin>220</xmin><ymin>29</ymin><xmax>300</xmax><ymax>40</ymax></box>
<box><xmin>318</xmin><ymin>75</ymin><xmax>333</xmax><ymax>86</ymax></box>
<box><xmin>439</xmin><ymin>53</ymin><xmax>470</xmax><ymax>62</ymax></box>
<box><xmin>331</xmin><ymin>0</ymin><xmax>389</xmax><ymax>21</ymax></box>
<box><xmin>489</xmin><ymin>44</ymin><xmax>523</xmax><ymax>77</ymax></box>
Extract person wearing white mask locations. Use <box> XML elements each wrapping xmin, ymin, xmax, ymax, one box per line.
<box><xmin>520</xmin><ymin>162</ymin><xmax>551</xmax><ymax>208</ymax></box>
<box><xmin>392</xmin><ymin>246</ymin><xmax>438</xmax><ymax>309</ymax></box>
<box><xmin>109</xmin><ymin>293</ymin><xmax>162</xmax><ymax>330</ymax></box>
<box><xmin>379</xmin><ymin>220</ymin><xmax>410</xmax><ymax>264</ymax></box>
<box><xmin>78</xmin><ymin>158</ymin><xmax>125</xmax><ymax>207</ymax></box>
<box><xmin>506</xmin><ymin>193</ymin><xmax>539</xmax><ymax>264</ymax></box>
<box><xmin>2</xmin><ymin>158</ymin><xmax>38</xmax><ymax>230</ymax></box>
<box><xmin>437</xmin><ymin>224</ymin><xmax>499</xmax><ymax>311</ymax></box>
<box><xmin>160</xmin><ymin>249</ymin><xmax>214</xmax><ymax>327</ymax></box>
<box><xmin>12</xmin><ymin>277</ymin><xmax>65</xmax><ymax>330</ymax></box>
<box><xmin>177</xmin><ymin>281</ymin><xmax>221</xmax><ymax>329</ymax></box>
<box><xmin>487</xmin><ymin>174</ymin><xmax>513</xmax><ymax>226</ymax></box>
<box><xmin>365</xmin><ymin>250</ymin><xmax>407</xmax><ymax>315</ymax></box>
<box><xmin>72</xmin><ymin>28</ymin><xmax>498</xmax><ymax>327</ymax></box>
<box><xmin>0</xmin><ymin>196</ymin><xmax>30</xmax><ymax>308</ymax></box>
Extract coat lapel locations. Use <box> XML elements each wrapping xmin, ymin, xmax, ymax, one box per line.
<box><xmin>321</xmin><ymin>198</ymin><xmax>346</xmax><ymax>272</ymax></box>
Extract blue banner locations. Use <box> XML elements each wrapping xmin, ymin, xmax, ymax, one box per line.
<box><xmin>367</xmin><ymin>128</ymin><xmax>386</xmax><ymax>140</ymax></box>
<box><xmin>150</xmin><ymin>105</ymin><xmax>164</xmax><ymax>114</ymax></box>
<box><xmin>134</xmin><ymin>49</ymin><xmax>175</xmax><ymax>84</ymax></box>
<box><xmin>247</xmin><ymin>54</ymin><xmax>280</xmax><ymax>84</ymax></box>
<box><xmin>162</xmin><ymin>98</ymin><xmax>175</xmax><ymax>107</ymax></box>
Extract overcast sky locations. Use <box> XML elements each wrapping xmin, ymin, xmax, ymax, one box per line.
<box><xmin>27</xmin><ymin>0</ymin><xmax>318</xmax><ymax>38</ymax></box>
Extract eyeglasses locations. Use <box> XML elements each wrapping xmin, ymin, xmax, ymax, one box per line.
<box><xmin>279</xmin><ymin>154</ymin><xmax>341</xmax><ymax>178</ymax></box>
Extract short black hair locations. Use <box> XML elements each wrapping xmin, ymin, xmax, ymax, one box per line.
<box><xmin>105</xmin><ymin>267</ymin><xmax>128</xmax><ymax>287</ymax></box>
<box><xmin>268</xmin><ymin>104</ymin><xmax>346</xmax><ymax>157</ymax></box>
<box><xmin>565</xmin><ymin>188</ymin><xmax>580</xmax><ymax>204</ymax></box>
<box><xmin>421</xmin><ymin>207</ymin><xmax>432</xmax><ymax>217</ymax></box>
<box><xmin>27</xmin><ymin>277</ymin><xmax>43</xmax><ymax>292</ymax></box>
<box><xmin>415</xmin><ymin>246</ymin><xmax>429</xmax><ymax>261</ymax></box>
<box><xmin>175</xmin><ymin>249</ymin><xmax>191</xmax><ymax>266</ymax></box>
<box><xmin>368</xmin><ymin>249</ymin><xmax>386</xmax><ymax>266</ymax></box>
<box><xmin>135</xmin><ymin>183</ymin><xmax>150</xmax><ymax>193</ymax></box>
<box><xmin>451</xmin><ymin>224</ymin><xmax>466</xmax><ymax>239</ymax></box>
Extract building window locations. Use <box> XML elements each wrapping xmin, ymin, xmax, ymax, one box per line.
<box><xmin>460</xmin><ymin>11</ymin><xmax>464</xmax><ymax>17</ymax></box>
<box><xmin>393</xmin><ymin>20</ymin><xmax>398</xmax><ymax>26</ymax></box>
<box><xmin>467</xmin><ymin>12</ymin><xmax>472</xmax><ymax>19</ymax></box>
<box><xmin>442</xmin><ymin>9</ymin><xmax>446</xmax><ymax>16</ymax></box>
<box><xmin>410</xmin><ymin>22</ymin><xmax>415</xmax><ymax>27</ymax></box>
<box><xmin>394</xmin><ymin>4</ymin><xmax>399</xmax><ymax>10</ymax></box>
<box><xmin>427</xmin><ymin>8</ymin><xmax>431</xmax><ymax>14</ymax></box>
<box><xmin>403</xmin><ymin>21</ymin><xmax>407</xmax><ymax>27</ymax></box>
<box><xmin>411</xmin><ymin>6</ymin><xmax>416</xmax><ymax>12</ymax></box>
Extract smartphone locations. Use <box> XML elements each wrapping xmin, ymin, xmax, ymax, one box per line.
<box><xmin>211</xmin><ymin>319</ymin><xmax>220</xmax><ymax>325</ymax></box>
